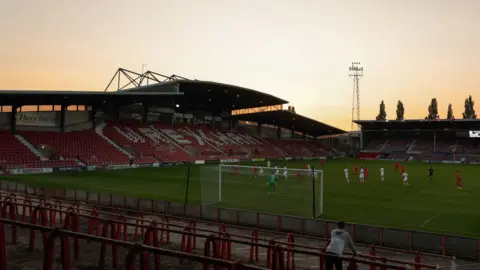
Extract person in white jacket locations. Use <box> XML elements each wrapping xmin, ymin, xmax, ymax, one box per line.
<box><xmin>325</xmin><ymin>221</ymin><xmax>359</xmax><ymax>270</ymax></box>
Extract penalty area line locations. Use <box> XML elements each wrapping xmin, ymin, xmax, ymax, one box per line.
<box><xmin>420</xmin><ymin>212</ymin><xmax>442</xmax><ymax>228</ymax></box>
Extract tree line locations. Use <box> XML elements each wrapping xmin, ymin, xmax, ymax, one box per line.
<box><xmin>376</xmin><ymin>95</ymin><xmax>476</xmax><ymax>120</ymax></box>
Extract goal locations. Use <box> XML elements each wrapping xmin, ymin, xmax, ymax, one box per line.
<box><xmin>199</xmin><ymin>164</ymin><xmax>324</xmax><ymax>218</ymax></box>
<box><xmin>453</xmin><ymin>154</ymin><xmax>480</xmax><ymax>163</ymax></box>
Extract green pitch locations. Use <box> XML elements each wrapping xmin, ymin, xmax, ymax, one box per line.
<box><xmin>1</xmin><ymin>159</ymin><xmax>479</xmax><ymax>238</ymax></box>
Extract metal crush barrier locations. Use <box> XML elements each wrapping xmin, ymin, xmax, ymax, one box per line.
<box><xmin>0</xmin><ymin>191</ymin><xmax>442</xmax><ymax>269</ymax></box>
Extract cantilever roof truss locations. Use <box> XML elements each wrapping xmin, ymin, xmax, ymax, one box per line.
<box><xmin>105</xmin><ymin>68</ymin><xmax>289</xmax><ymax>112</ymax></box>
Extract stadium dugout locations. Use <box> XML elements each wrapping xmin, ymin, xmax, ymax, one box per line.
<box><xmin>0</xmin><ymin>68</ymin><xmax>341</xmax><ymax>172</ymax></box>
<box><xmin>355</xmin><ymin>119</ymin><xmax>480</xmax><ymax>163</ymax></box>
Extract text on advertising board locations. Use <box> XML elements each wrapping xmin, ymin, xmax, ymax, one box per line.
<box><xmin>16</xmin><ymin>112</ymin><xmax>56</xmax><ymax>127</ymax></box>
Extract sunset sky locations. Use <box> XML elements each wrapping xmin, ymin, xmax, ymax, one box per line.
<box><xmin>1</xmin><ymin>0</ymin><xmax>479</xmax><ymax>130</ymax></box>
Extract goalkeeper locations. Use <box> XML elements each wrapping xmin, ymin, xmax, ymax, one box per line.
<box><xmin>268</xmin><ymin>171</ymin><xmax>277</xmax><ymax>194</ymax></box>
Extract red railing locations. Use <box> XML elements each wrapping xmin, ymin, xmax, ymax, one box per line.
<box><xmin>0</xmin><ymin>218</ymin><xmax>266</xmax><ymax>270</ymax></box>
<box><xmin>1</xmin><ymin>191</ymin><xmax>443</xmax><ymax>268</ymax></box>
<box><xmin>0</xmin><ymin>192</ymin><xmax>438</xmax><ymax>269</ymax></box>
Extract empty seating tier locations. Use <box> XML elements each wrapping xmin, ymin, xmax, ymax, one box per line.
<box><xmin>19</xmin><ymin>130</ymin><xmax>130</xmax><ymax>166</ymax></box>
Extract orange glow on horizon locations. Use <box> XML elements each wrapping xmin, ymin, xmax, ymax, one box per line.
<box><xmin>1</xmin><ymin>0</ymin><xmax>478</xmax><ymax>130</ymax></box>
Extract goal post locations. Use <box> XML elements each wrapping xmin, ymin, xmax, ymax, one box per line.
<box><xmin>199</xmin><ymin>164</ymin><xmax>324</xmax><ymax>218</ymax></box>
<box><xmin>453</xmin><ymin>154</ymin><xmax>480</xmax><ymax>163</ymax></box>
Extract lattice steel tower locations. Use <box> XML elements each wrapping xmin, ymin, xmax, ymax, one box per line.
<box><xmin>349</xmin><ymin>62</ymin><xmax>363</xmax><ymax>131</ymax></box>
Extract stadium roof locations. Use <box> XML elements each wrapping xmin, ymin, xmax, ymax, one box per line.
<box><xmin>106</xmin><ymin>68</ymin><xmax>288</xmax><ymax>113</ymax></box>
<box><xmin>0</xmin><ymin>90</ymin><xmax>181</xmax><ymax>106</ymax></box>
<box><xmin>232</xmin><ymin>110</ymin><xmax>346</xmax><ymax>137</ymax></box>
<box><xmin>354</xmin><ymin>119</ymin><xmax>480</xmax><ymax>131</ymax></box>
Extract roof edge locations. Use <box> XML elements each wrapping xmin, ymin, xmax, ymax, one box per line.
<box><xmin>124</xmin><ymin>80</ymin><xmax>289</xmax><ymax>104</ymax></box>
<box><xmin>0</xmin><ymin>90</ymin><xmax>183</xmax><ymax>96</ymax></box>
<box><xmin>355</xmin><ymin>119</ymin><xmax>480</xmax><ymax>124</ymax></box>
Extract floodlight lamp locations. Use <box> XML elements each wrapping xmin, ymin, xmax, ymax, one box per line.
<box><xmin>236</xmin><ymin>94</ymin><xmax>240</xmax><ymax>98</ymax></box>
<box><xmin>175</xmin><ymin>104</ymin><xmax>179</xmax><ymax>108</ymax></box>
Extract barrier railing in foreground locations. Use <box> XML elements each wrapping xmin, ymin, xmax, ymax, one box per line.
<box><xmin>1</xmin><ymin>182</ymin><xmax>476</xmax><ymax>262</ymax></box>
<box><xmin>0</xmin><ymin>192</ymin><xmax>442</xmax><ymax>269</ymax></box>
<box><xmin>0</xmin><ymin>218</ymin><xmax>268</xmax><ymax>270</ymax></box>
<box><xmin>0</xmin><ymin>217</ymin><xmax>413</xmax><ymax>270</ymax></box>
<box><xmin>0</xmin><ymin>194</ymin><xmax>436</xmax><ymax>269</ymax></box>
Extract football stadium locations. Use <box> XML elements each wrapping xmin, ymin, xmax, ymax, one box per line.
<box><xmin>1</xmin><ymin>68</ymin><xmax>480</xmax><ymax>269</ymax></box>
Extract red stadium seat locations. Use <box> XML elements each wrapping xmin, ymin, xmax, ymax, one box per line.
<box><xmin>18</xmin><ymin>130</ymin><xmax>130</xmax><ymax>166</ymax></box>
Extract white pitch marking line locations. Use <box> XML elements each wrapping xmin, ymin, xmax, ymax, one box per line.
<box><xmin>420</xmin><ymin>212</ymin><xmax>442</xmax><ymax>228</ymax></box>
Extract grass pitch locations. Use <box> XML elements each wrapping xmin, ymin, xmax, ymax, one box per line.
<box><xmin>1</xmin><ymin>159</ymin><xmax>480</xmax><ymax>238</ymax></box>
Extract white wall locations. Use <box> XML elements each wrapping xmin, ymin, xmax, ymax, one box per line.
<box><xmin>64</xmin><ymin>111</ymin><xmax>92</xmax><ymax>131</ymax></box>
<box><xmin>0</xmin><ymin>113</ymin><xmax>11</xmax><ymax>130</ymax></box>
<box><xmin>65</xmin><ymin>111</ymin><xmax>89</xmax><ymax>125</ymax></box>
<box><xmin>65</xmin><ymin>121</ymin><xmax>93</xmax><ymax>131</ymax></box>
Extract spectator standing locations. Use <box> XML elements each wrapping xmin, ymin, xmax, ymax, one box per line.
<box><xmin>325</xmin><ymin>221</ymin><xmax>358</xmax><ymax>270</ymax></box>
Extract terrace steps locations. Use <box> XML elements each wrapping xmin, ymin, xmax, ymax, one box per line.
<box><xmin>95</xmin><ymin>123</ymin><xmax>134</xmax><ymax>159</ymax></box>
<box><xmin>14</xmin><ymin>134</ymin><xmax>47</xmax><ymax>161</ymax></box>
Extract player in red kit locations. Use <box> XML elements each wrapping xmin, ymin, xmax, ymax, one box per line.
<box><xmin>252</xmin><ymin>164</ymin><xmax>258</xmax><ymax>175</ymax></box>
<box><xmin>354</xmin><ymin>164</ymin><xmax>359</xmax><ymax>175</ymax></box>
<box><xmin>321</xmin><ymin>159</ymin><xmax>326</xmax><ymax>167</ymax></box>
<box><xmin>304</xmin><ymin>163</ymin><xmax>308</xmax><ymax>169</ymax></box>
<box><xmin>456</xmin><ymin>170</ymin><xmax>463</xmax><ymax>189</ymax></box>
<box><xmin>401</xmin><ymin>166</ymin><xmax>405</xmax><ymax>174</ymax></box>
<box><xmin>234</xmin><ymin>163</ymin><xmax>239</xmax><ymax>175</ymax></box>
<box><xmin>394</xmin><ymin>162</ymin><xmax>399</xmax><ymax>172</ymax></box>
<box><xmin>365</xmin><ymin>167</ymin><xmax>369</xmax><ymax>179</ymax></box>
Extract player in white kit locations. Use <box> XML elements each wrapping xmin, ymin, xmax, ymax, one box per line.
<box><xmin>307</xmin><ymin>164</ymin><xmax>311</xmax><ymax>176</ymax></box>
<box><xmin>402</xmin><ymin>172</ymin><xmax>409</xmax><ymax>186</ymax></box>
<box><xmin>259</xmin><ymin>166</ymin><xmax>264</xmax><ymax>176</ymax></box>
<box><xmin>274</xmin><ymin>165</ymin><xmax>279</xmax><ymax>176</ymax></box>
<box><xmin>344</xmin><ymin>167</ymin><xmax>349</xmax><ymax>183</ymax></box>
<box><xmin>359</xmin><ymin>166</ymin><xmax>365</xmax><ymax>183</ymax></box>
<box><xmin>283</xmin><ymin>165</ymin><xmax>288</xmax><ymax>180</ymax></box>
<box><xmin>380</xmin><ymin>168</ymin><xmax>385</xmax><ymax>182</ymax></box>
<box><xmin>267</xmin><ymin>160</ymin><xmax>271</xmax><ymax>168</ymax></box>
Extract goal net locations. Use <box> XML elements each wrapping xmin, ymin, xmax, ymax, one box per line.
<box><xmin>199</xmin><ymin>164</ymin><xmax>324</xmax><ymax>218</ymax></box>
<box><xmin>453</xmin><ymin>154</ymin><xmax>480</xmax><ymax>163</ymax></box>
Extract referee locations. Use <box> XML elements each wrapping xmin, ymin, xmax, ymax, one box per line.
<box><xmin>325</xmin><ymin>221</ymin><xmax>358</xmax><ymax>270</ymax></box>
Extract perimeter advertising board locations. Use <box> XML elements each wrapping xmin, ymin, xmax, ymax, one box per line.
<box><xmin>16</xmin><ymin>112</ymin><xmax>57</xmax><ymax>127</ymax></box>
